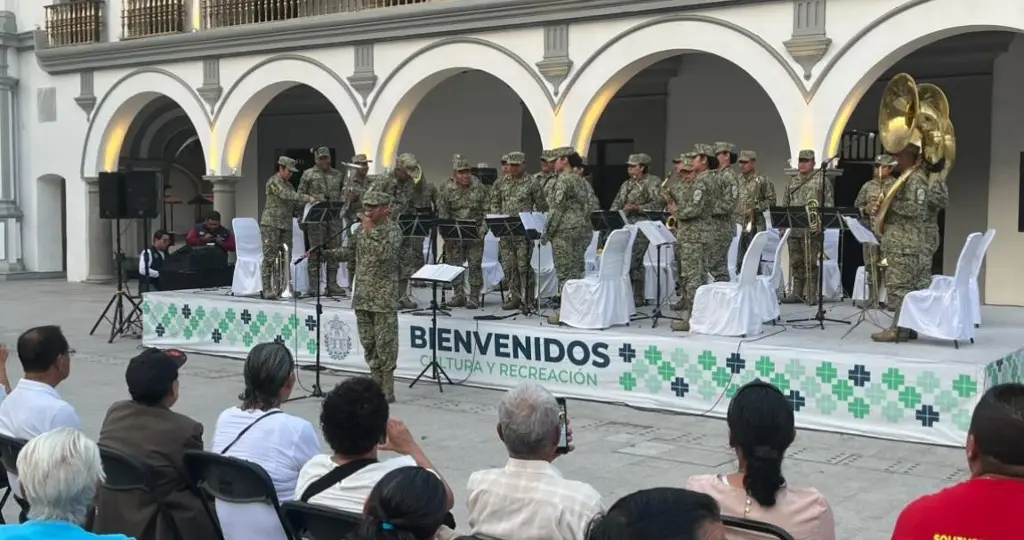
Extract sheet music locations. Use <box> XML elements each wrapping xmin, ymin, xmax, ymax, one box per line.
<box><xmin>636</xmin><ymin>220</ymin><xmax>675</xmax><ymax>245</ymax></box>
<box><xmin>486</xmin><ymin>213</ymin><xmax>509</xmax><ymax>219</ymax></box>
<box><xmin>843</xmin><ymin>216</ymin><xmax>879</xmax><ymax>245</ymax></box>
<box><xmin>519</xmin><ymin>212</ymin><xmax>548</xmax><ymax>234</ymax></box>
<box><xmin>411</xmin><ymin>264</ymin><xmax>466</xmax><ymax>283</ymax></box>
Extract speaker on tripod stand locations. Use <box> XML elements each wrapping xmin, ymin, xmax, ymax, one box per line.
<box><xmin>89</xmin><ymin>170</ymin><xmax>161</xmax><ymax>343</ymax></box>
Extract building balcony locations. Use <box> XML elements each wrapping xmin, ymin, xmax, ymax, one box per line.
<box><xmin>44</xmin><ymin>1</ymin><xmax>105</xmax><ymax>48</ymax></box>
<box><xmin>199</xmin><ymin>0</ymin><xmax>431</xmax><ymax>30</ymax></box>
<box><xmin>122</xmin><ymin>0</ymin><xmax>187</xmax><ymax>39</ymax></box>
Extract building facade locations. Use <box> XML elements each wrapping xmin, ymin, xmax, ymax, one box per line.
<box><xmin>5</xmin><ymin>0</ymin><xmax>1024</xmax><ymax>304</ymax></box>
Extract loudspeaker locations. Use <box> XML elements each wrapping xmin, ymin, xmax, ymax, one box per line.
<box><xmin>98</xmin><ymin>172</ymin><xmax>127</xmax><ymax>219</ymax></box>
<box><xmin>124</xmin><ymin>171</ymin><xmax>159</xmax><ymax>218</ymax></box>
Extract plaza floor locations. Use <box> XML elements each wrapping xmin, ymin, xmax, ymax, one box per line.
<box><xmin>0</xmin><ymin>280</ymin><xmax>968</xmax><ymax>537</ymax></box>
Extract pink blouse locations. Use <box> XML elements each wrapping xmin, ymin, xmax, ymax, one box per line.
<box><xmin>685</xmin><ymin>474</ymin><xmax>835</xmax><ymax>540</ymax></box>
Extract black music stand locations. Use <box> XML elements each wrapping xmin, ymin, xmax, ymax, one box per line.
<box><xmin>840</xmin><ymin>216</ymin><xmax>890</xmax><ymax>339</ymax></box>
<box><xmin>416</xmin><ymin>219</ymin><xmax>479</xmax><ymax>317</ymax></box>
<box><xmin>477</xmin><ymin>215</ymin><xmax>540</xmax><ymax>320</ymax></box>
<box><xmin>90</xmin><ymin>218</ymin><xmax>143</xmax><ymax>343</ymax></box>
<box><xmin>591</xmin><ymin>210</ymin><xmax>627</xmax><ymax>236</ymax></box>
<box><xmin>398</xmin><ymin>211</ymin><xmax>434</xmax><ymax>313</ymax></box>
<box><xmin>644</xmin><ymin>211</ymin><xmax>668</xmax><ymax>224</ymax></box>
<box><xmin>409</xmin><ymin>264</ymin><xmax>463</xmax><ymax>393</ymax></box>
<box><xmin>303</xmin><ymin>202</ymin><xmax>346</xmax><ymax>300</ymax></box>
<box><xmin>634</xmin><ymin>220</ymin><xmax>681</xmax><ymax>328</ymax></box>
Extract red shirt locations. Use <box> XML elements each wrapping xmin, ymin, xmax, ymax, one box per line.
<box><xmin>891</xmin><ymin>477</ymin><xmax>1024</xmax><ymax>540</ymax></box>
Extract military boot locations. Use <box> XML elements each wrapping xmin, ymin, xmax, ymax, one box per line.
<box><xmin>326</xmin><ymin>268</ymin><xmax>346</xmax><ymax>297</ymax></box>
<box><xmin>502</xmin><ymin>293</ymin><xmax>522</xmax><ymax>311</ymax></box>
<box><xmin>871</xmin><ymin>327</ymin><xmax>910</xmax><ymax>343</ymax></box>
<box><xmin>398</xmin><ymin>280</ymin><xmax>417</xmax><ymax>309</ymax></box>
<box><xmin>382</xmin><ymin>371</ymin><xmax>396</xmax><ymax>403</ymax></box>
<box><xmin>632</xmin><ymin>281</ymin><xmax>646</xmax><ymax>306</ymax></box>
<box><xmin>262</xmin><ymin>290</ymin><xmax>279</xmax><ymax>301</ymax></box>
<box><xmin>466</xmin><ymin>287</ymin><xmax>481</xmax><ymax>309</ymax></box>
<box><xmin>447</xmin><ymin>291</ymin><xmax>467</xmax><ymax>308</ymax></box>
<box><xmin>548</xmin><ymin>313</ymin><xmax>561</xmax><ymax>325</ymax></box>
<box><xmin>781</xmin><ymin>280</ymin><xmax>804</xmax><ymax>304</ymax></box>
<box><xmin>670</xmin><ymin>297</ymin><xmax>687</xmax><ymax>311</ymax></box>
<box><xmin>671</xmin><ymin>319</ymin><xmax>690</xmax><ymax>332</ymax></box>
<box><xmin>370</xmin><ymin>368</ymin><xmax>384</xmax><ymax>390</ymax></box>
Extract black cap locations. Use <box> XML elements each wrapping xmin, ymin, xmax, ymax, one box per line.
<box><xmin>125</xmin><ymin>348</ymin><xmax>187</xmax><ymax>401</ymax></box>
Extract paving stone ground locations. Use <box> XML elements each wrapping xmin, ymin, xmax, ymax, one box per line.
<box><xmin>0</xmin><ymin>280</ymin><xmax>969</xmax><ymax>536</ymax></box>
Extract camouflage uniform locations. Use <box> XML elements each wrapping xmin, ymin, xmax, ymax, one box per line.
<box><xmin>666</xmin><ymin>156</ymin><xmax>711</xmax><ymax>330</ymax></box>
<box><xmin>854</xmin><ymin>154</ymin><xmax>893</xmax><ymax>304</ymax></box>
<box><xmin>340</xmin><ymin>154</ymin><xmax>373</xmax><ymax>285</ymax></box>
<box><xmin>297</xmin><ymin>146</ymin><xmax>346</xmax><ymax>296</ymax></box>
<box><xmin>322</xmin><ymin>191</ymin><xmax>402</xmax><ymax>402</ymax></box>
<box><xmin>737</xmin><ymin>150</ymin><xmax>777</xmax><ymax>233</ymax></box>
<box><xmin>543</xmin><ymin>149</ymin><xmax>593</xmax><ymax>298</ymax></box>
<box><xmin>368</xmin><ymin>153</ymin><xmax>434</xmax><ymax>309</ymax></box>
<box><xmin>611</xmin><ymin>153</ymin><xmax>662</xmax><ymax>303</ymax></box>
<box><xmin>871</xmin><ymin>164</ymin><xmax>931</xmax><ymax>342</ymax></box>
<box><xmin>709</xmin><ymin>142</ymin><xmax>741</xmax><ymax>281</ymax></box>
<box><xmin>437</xmin><ymin>156</ymin><xmax>489</xmax><ymax>308</ymax></box>
<box><xmin>781</xmin><ymin>149</ymin><xmax>835</xmax><ymax>304</ymax></box>
<box><xmin>259</xmin><ymin>156</ymin><xmax>311</xmax><ymax>300</ymax></box>
<box><xmin>489</xmin><ymin>151</ymin><xmax>545</xmax><ymax>309</ymax></box>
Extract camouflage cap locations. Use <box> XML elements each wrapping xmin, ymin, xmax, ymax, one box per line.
<box><xmin>626</xmin><ymin>153</ymin><xmax>652</xmax><ymax>166</ymax></box>
<box><xmin>673</xmin><ymin>152</ymin><xmax>696</xmax><ymax>163</ymax></box>
<box><xmin>506</xmin><ymin>151</ymin><xmax>526</xmax><ymax>165</ymax></box>
<box><xmin>681</xmin><ymin>161</ymin><xmax>695</xmax><ymax>172</ymax></box>
<box><xmin>553</xmin><ymin>147</ymin><xmax>575</xmax><ymax>158</ymax></box>
<box><xmin>351</xmin><ymin>153</ymin><xmax>372</xmax><ymax>163</ymax></box>
<box><xmin>277</xmin><ymin>156</ymin><xmax>299</xmax><ymax>172</ymax></box>
<box><xmin>500</xmin><ymin>154</ymin><xmax>509</xmax><ymax>164</ymax></box>
<box><xmin>397</xmin><ymin>153</ymin><xmax>421</xmax><ymax>173</ymax></box>
<box><xmin>313</xmin><ymin>146</ymin><xmax>331</xmax><ymax>158</ymax></box>
<box><xmin>874</xmin><ymin>154</ymin><xmax>896</xmax><ymax>167</ymax></box>
<box><xmin>540</xmin><ymin>149</ymin><xmax>555</xmax><ymax>162</ymax></box>
<box><xmin>692</xmin><ymin>144</ymin><xmax>714</xmax><ymax>157</ymax></box>
<box><xmin>452</xmin><ymin>154</ymin><xmax>471</xmax><ymax>171</ymax></box>
<box><xmin>714</xmin><ymin>142</ymin><xmax>736</xmax><ymax>155</ymax></box>
<box><xmin>362</xmin><ymin>191</ymin><xmax>392</xmax><ymax>207</ymax></box>
<box><xmin>738</xmin><ymin>150</ymin><xmax>757</xmax><ymax>162</ymax></box>
<box><xmin>798</xmin><ymin>149</ymin><xmax>815</xmax><ymax>161</ymax></box>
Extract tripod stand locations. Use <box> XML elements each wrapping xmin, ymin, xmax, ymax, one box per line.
<box><xmin>841</xmin><ymin>216</ymin><xmax>891</xmax><ymax>338</ymax></box>
<box><xmin>90</xmin><ymin>218</ymin><xmax>143</xmax><ymax>343</ymax></box>
<box><xmin>400</xmin><ymin>211</ymin><xmax>444</xmax><ymax>316</ymax></box>
<box><xmin>286</xmin><ymin>225</ymin><xmax>347</xmax><ymax>402</ymax></box>
<box><xmin>633</xmin><ymin>220</ymin><xmax>681</xmax><ymax>328</ymax></box>
<box><xmin>477</xmin><ymin>214</ymin><xmax>542</xmax><ymax>320</ymax></box>
<box><xmin>409</xmin><ymin>264</ymin><xmax>463</xmax><ymax>392</ymax></box>
<box><xmin>786</xmin><ymin>157</ymin><xmax>850</xmax><ymax>330</ymax></box>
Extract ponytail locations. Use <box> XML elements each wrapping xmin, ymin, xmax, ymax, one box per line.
<box><xmin>740</xmin><ymin>444</ymin><xmax>786</xmax><ymax>507</ymax></box>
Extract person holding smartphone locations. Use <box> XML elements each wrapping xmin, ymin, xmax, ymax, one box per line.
<box><xmin>465</xmin><ymin>383</ymin><xmax>603</xmax><ymax>540</ymax></box>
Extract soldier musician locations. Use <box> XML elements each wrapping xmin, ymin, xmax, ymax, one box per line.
<box><xmin>260</xmin><ymin>156</ymin><xmax>318</xmax><ymax>300</ymax></box>
<box><xmin>297</xmin><ymin>146</ymin><xmax>345</xmax><ymax>297</ymax></box>
<box><xmin>437</xmin><ymin>155</ymin><xmax>489</xmax><ymax>309</ymax></box>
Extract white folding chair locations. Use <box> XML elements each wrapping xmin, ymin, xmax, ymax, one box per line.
<box><xmin>560</xmin><ymin>229</ymin><xmax>632</xmax><ymax>329</ymax></box>
<box><xmin>928</xmin><ymin>228</ymin><xmax>995</xmax><ymax>327</ymax></box>
<box><xmin>481</xmin><ymin>232</ymin><xmax>504</xmax><ymax>294</ymax></box>
<box><xmin>231</xmin><ymin>218</ymin><xmax>263</xmax><ymax>296</ymax></box>
<box><xmin>690</xmin><ymin>232</ymin><xmax>771</xmax><ymax>337</ymax></box>
<box><xmin>290</xmin><ymin>219</ymin><xmax>310</xmax><ymax>294</ymax></box>
<box><xmin>531</xmin><ymin>242</ymin><xmax>558</xmax><ymax>299</ymax></box>
<box><xmin>757</xmin><ymin>228</ymin><xmax>790</xmax><ymax>323</ymax></box>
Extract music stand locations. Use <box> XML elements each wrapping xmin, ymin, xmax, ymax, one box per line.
<box><xmin>409</xmin><ymin>264</ymin><xmax>464</xmax><ymax>392</ymax></box>
<box><xmin>417</xmin><ymin>219</ymin><xmax>479</xmax><ymax>317</ymax></box>
<box><xmin>634</xmin><ymin>220</ymin><xmax>680</xmax><ymax>328</ymax></box>
<box><xmin>591</xmin><ymin>210</ymin><xmax>627</xmax><ymax>236</ymax></box>
<box><xmin>786</xmin><ymin>200</ymin><xmax>851</xmax><ymax>328</ymax></box>
<box><xmin>303</xmin><ymin>202</ymin><xmax>346</xmax><ymax>300</ymax></box>
<box><xmin>643</xmin><ymin>211</ymin><xmax>668</xmax><ymax>224</ymax></box>
<box><xmin>841</xmin><ymin>216</ymin><xmax>890</xmax><ymax>339</ymax></box>
<box><xmin>398</xmin><ymin>210</ymin><xmax>434</xmax><ymax>314</ymax></box>
<box><xmin>478</xmin><ymin>215</ymin><xmax>540</xmax><ymax>320</ymax></box>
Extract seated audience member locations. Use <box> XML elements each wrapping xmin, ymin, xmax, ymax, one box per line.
<box><xmin>586</xmin><ymin>488</ymin><xmax>725</xmax><ymax>540</ymax></box>
<box><xmin>891</xmin><ymin>383</ymin><xmax>1024</xmax><ymax>540</ymax></box>
<box><xmin>348</xmin><ymin>467</ymin><xmax>450</xmax><ymax>540</ymax></box>
<box><xmin>211</xmin><ymin>343</ymin><xmax>320</xmax><ymax>540</ymax></box>
<box><xmin>139</xmin><ymin>230</ymin><xmax>171</xmax><ymax>293</ymax></box>
<box><xmin>0</xmin><ymin>427</ymin><xmax>131</xmax><ymax>539</ymax></box>
<box><xmin>0</xmin><ymin>326</ymin><xmax>80</xmax><ymax>522</ymax></box>
<box><xmin>92</xmin><ymin>349</ymin><xmax>219</xmax><ymax>540</ymax></box>
<box><xmin>296</xmin><ymin>377</ymin><xmax>454</xmax><ymax>513</ymax></box>
<box><xmin>685</xmin><ymin>380</ymin><xmax>834</xmax><ymax>540</ymax></box>
<box><xmin>0</xmin><ymin>343</ymin><xmax>13</xmax><ymax>402</ymax></box>
<box><xmin>187</xmin><ymin>211</ymin><xmax>235</xmax><ymax>252</ymax></box>
<box><xmin>466</xmin><ymin>383</ymin><xmax>603</xmax><ymax>540</ymax></box>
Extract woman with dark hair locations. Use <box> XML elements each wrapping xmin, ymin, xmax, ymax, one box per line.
<box><xmin>586</xmin><ymin>488</ymin><xmax>725</xmax><ymax>540</ymax></box>
<box><xmin>348</xmin><ymin>467</ymin><xmax>451</xmax><ymax>540</ymax></box>
<box><xmin>211</xmin><ymin>342</ymin><xmax>321</xmax><ymax>540</ymax></box>
<box><xmin>685</xmin><ymin>380</ymin><xmax>835</xmax><ymax>539</ymax></box>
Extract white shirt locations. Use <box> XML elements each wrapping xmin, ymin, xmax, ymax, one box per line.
<box><xmin>295</xmin><ymin>454</ymin><xmax>421</xmax><ymax>513</ymax></box>
<box><xmin>210</xmin><ymin>407</ymin><xmax>320</xmax><ymax>540</ymax></box>
<box><xmin>139</xmin><ymin>248</ymin><xmax>164</xmax><ymax>278</ymax></box>
<box><xmin>0</xmin><ymin>379</ymin><xmax>81</xmax><ymax>498</ymax></box>
<box><xmin>466</xmin><ymin>458</ymin><xmax>604</xmax><ymax>540</ymax></box>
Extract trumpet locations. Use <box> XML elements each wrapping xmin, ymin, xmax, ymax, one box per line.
<box><xmin>269</xmin><ymin>243</ymin><xmax>294</xmax><ymax>299</ymax></box>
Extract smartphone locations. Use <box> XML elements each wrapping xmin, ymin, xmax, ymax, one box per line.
<box><xmin>556</xmin><ymin>397</ymin><xmax>569</xmax><ymax>454</ymax></box>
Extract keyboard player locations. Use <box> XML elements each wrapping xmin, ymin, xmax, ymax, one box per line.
<box><xmin>139</xmin><ymin>229</ymin><xmax>171</xmax><ymax>292</ymax></box>
<box><xmin>185</xmin><ymin>211</ymin><xmax>235</xmax><ymax>252</ymax></box>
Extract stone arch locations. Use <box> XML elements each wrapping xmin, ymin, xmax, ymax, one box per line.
<box><xmin>212</xmin><ymin>55</ymin><xmax>363</xmax><ymax>175</ymax></box>
<box><xmin>364</xmin><ymin>38</ymin><xmax>554</xmax><ymax>168</ymax></box>
<box><xmin>81</xmin><ymin>69</ymin><xmax>211</xmax><ymax>178</ymax></box>
<box><xmin>811</xmin><ymin>0</ymin><xmax>1024</xmax><ymax>156</ymax></box>
<box><xmin>556</xmin><ymin>15</ymin><xmax>805</xmax><ymax>156</ymax></box>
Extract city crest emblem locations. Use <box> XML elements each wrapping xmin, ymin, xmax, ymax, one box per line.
<box><xmin>324</xmin><ymin>316</ymin><xmax>353</xmax><ymax>361</ymax></box>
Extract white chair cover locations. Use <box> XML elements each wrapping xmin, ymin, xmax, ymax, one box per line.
<box><xmin>821</xmin><ymin>228</ymin><xmax>842</xmax><ymax>300</ymax></box>
<box><xmin>727</xmin><ymin>224</ymin><xmax>742</xmax><ymax>281</ymax></box>
<box><xmin>231</xmin><ymin>218</ymin><xmax>263</xmax><ymax>296</ymax></box>
<box><xmin>290</xmin><ymin>219</ymin><xmax>309</xmax><ymax>294</ymax></box>
<box><xmin>642</xmin><ymin>225</ymin><xmax>675</xmax><ymax>304</ymax></box>
<box><xmin>759</xmin><ymin>228</ymin><xmax>780</xmax><ymax>276</ymax></box>
<box><xmin>898</xmin><ymin>233</ymin><xmax>983</xmax><ymax>343</ymax></box>
<box><xmin>560</xmin><ymin>229</ymin><xmax>632</xmax><ymax>329</ymax></box>
<box><xmin>531</xmin><ymin>242</ymin><xmax>558</xmax><ymax>298</ymax></box>
<box><xmin>853</xmin><ymin>265</ymin><xmax>888</xmax><ymax>304</ymax></box>
<box><xmin>756</xmin><ymin>228</ymin><xmax>790</xmax><ymax>322</ymax></box>
<box><xmin>690</xmin><ymin>232</ymin><xmax>770</xmax><ymax>337</ymax></box>
<box><xmin>927</xmin><ymin>228</ymin><xmax>995</xmax><ymax>326</ymax></box>
<box><xmin>624</xmin><ymin>225</ymin><xmax>639</xmax><ymax>315</ymax></box>
<box><xmin>585</xmin><ymin>231</ymin><xmax>600</xmax><ymax>272</ymax></box>
<box><xmin>481</xmin><ymin>232</ymin><xmax>504</xmax><ymax>293</ymax></box>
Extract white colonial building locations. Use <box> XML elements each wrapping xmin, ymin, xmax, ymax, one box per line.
<box><xmin>3</xmin><ymin>0</ymin><xmax>1024</xmax><ymax>304</ymax></box>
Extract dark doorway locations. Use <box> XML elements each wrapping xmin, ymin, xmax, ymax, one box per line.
<box><xmin>587</xmin><ymin>139</ymin><xmax>633</xmax><ymax>210</ymax></box>
<box><xmin>835</xmin><ymin>131</ymin><xmax>881</xmax><ymax>296</ymax></box>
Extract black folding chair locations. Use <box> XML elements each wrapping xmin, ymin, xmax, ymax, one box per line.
<box><xmin>98</xmin><ymin>445</ymin><xmax>185</xmax><ymax>540</ymax></box>
<box><xmin>182</xmin><ymin>450</ymin><xmax>287</xmax><ymax>540</ymax></box>
<box><xmin>281</xmin><ymin>500</ymin><xmax>363</xmax><ymax>540</ymax></box>
<box><xmin>722</xmin><ymin>515</ymin><xmax>796</xmax><ymax>540</ymax></box>
<box><xmin>0</xmin><ymin>434</ymin><xmax>27</xmax><ymax>523</ymax></box>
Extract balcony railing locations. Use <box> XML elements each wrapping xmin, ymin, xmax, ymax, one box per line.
<box><xmin>44</xmin><ymin>1</ymin><xmax>105</xmax><ymax>48</ymax></box>
<box><xmin>122</xmin><ymin>0</ymin><xmax>186</xmax><ymax>39</ymax></box>
<box><xmin>200</xmin><ymin>0</ymin><xmax>432</xmax><ymax>30</ymax></box>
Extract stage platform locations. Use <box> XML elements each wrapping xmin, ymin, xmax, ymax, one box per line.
<box><xmin>141</xmin><ymin>288</ymin><xmax>1024</xmax><ymax>447</ymax></box>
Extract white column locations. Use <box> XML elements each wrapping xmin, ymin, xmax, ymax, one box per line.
<box><xmin>0</xmin><ymin>53</ymin><xmax>22</xmax><ymax>273</ymax></box>
<box><xmin>206</xmin><ymin>176</ymin><xmax>240</xmax><ymax>227</ymax></box>
<box><xmin>84</xmin><ymin>177</ymin><xmax>114</xmax><ymax>282</ymax></box>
